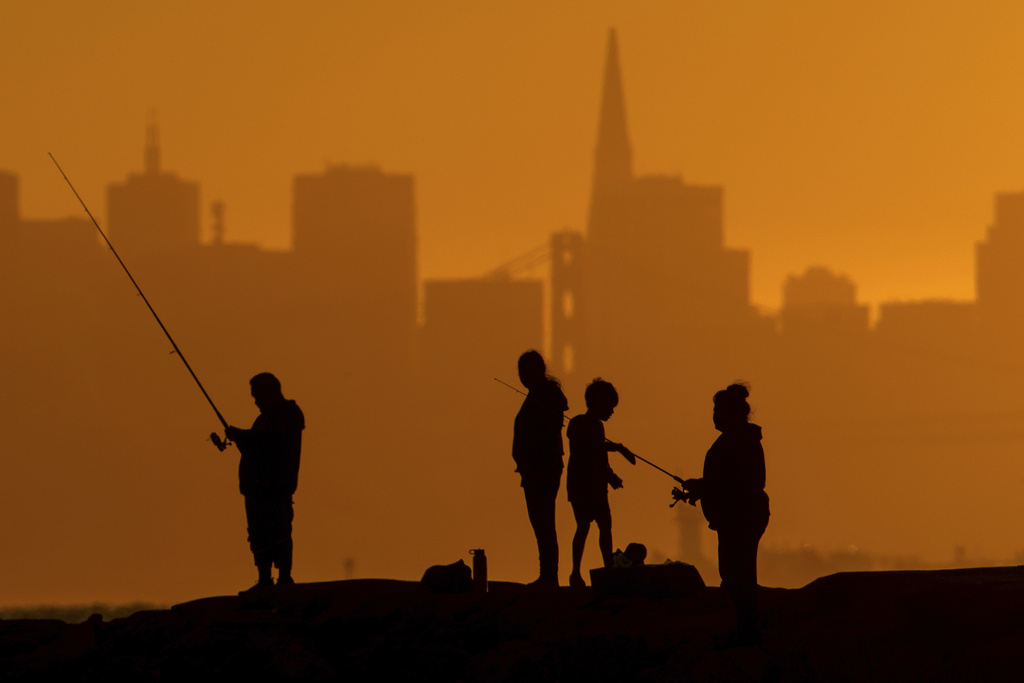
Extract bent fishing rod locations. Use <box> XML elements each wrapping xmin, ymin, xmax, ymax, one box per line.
<box><xmin>49</xmin><ymin>153</ymin><xmax>231</xmax><ymax>452</ymax></box>
<box><xmin>494</xmin><ymin>377</ymin><xmax>685</xmax><ymax>485</ymax></box>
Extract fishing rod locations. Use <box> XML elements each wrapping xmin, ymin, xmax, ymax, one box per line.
<box><xmin>49</xmin><ymin>153</ymin><xmax>231</xmax><ymax>452</ymax></box>
<box><xmin>494</xmin><ymin>377</ymin><xmax>685</xmax><ymax>485</ymax></box>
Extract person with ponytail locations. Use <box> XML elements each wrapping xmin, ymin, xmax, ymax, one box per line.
<box><xmin>512</xmin><ymin>350</ymin><xmax>569</xmax><ymax>586</ymax></box>
<box><xmin>676</xmin><ymin>383</ymin><xmax>769</xmax><ymax>645</ymax></box>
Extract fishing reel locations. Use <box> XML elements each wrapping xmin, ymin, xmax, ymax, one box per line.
<box><xmin>210</xmin><ymin>432</ymin><xmax>231</xmax><ymax>452</ymax></box>
<box><xmin>670</xmin><ymin>486</ymin><xmax>698</xmax><ymax>508</ymax></box>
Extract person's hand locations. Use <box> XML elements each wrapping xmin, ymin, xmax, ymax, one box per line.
<box><xmin>619</xmin><ymin>445</ymin><xmax>637</xmax><ymax>465</ymax></box>
<box><xmin>609</xmin><ymin>472</ymin><xmax>624</xmax><ymax>490</ymax></box>
<box><xmin>225</xmin><ymin>426</ymin><xmax>242</xmax><ymax>441</ymax></box>
<box><xmin>671</xmin><ymin>485</ymin><xmax>699</xmax><ymax>506</ymax></box>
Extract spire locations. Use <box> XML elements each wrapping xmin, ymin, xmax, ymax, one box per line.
<box><xmin>144</xmin><ymin>112</ymin><xmax>160</xmax><ymax>175</ymax></box>
<box><xmin>591</xmin><ymin>28</ymin><xmax>633</xmax><ymax>189</ymax></box>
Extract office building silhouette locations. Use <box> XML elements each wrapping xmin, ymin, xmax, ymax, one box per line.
<box><xmin>107</xmin><ymin>122</ymin><xmax>200</xmax><ymax>258</ymax></box>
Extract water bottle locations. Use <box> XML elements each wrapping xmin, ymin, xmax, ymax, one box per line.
<box><xmin>470</xmin><ymin>548</ymin><xmax>488</xmax><ymax>593</ymax></box>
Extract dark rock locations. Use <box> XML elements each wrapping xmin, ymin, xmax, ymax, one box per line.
<box><xmin>591</xmin><ymin>561</ymin><xmax>706</xmax><ymax>600</ymax></box>
<box><xmin>1</xmin><ymin>568</ymin><xmax>1023</xmax><ymax>680</ymax></box>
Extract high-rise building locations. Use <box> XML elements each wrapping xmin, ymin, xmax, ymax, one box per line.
<box><xmin>0</xmin><ymin>171</ymin><xmax>17</xmax><ymax>230</ymax></box>
<box><xmin>291</xmin><ymin>164</ymin><xmax>418</xmax><ymax>379</ymax></box>
<box><xmin>293</xmin><ymin>164</ymin><xmax>416</xmax><ymax>298</ymax></box>
<box><xmin>976</xmin><ymin>191</ymin><xmax>1024</xmax><ymax>344</ymax></box>
<box><xmin>0</xmin><ymin>171</ymin><xmax>19</xmax><ymax>261</ymax></box>
<box><xmin>571</xmin><ymin>29</ymin><xmax>757</xmax><ymax>395</ymax></box>
<box><xmin>781</xmin><ymin>267</ymin><xmax>869</xmax><ymax>338</ymax></box>
<box><xmin>107</xmin><ymin>123</ymin><xmax>200</xmax><ymax>257</ymax></box>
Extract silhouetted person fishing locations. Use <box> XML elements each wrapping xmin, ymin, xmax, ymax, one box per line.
<box><xmin>512</xmin><ymin>351</ymin><xmax>568</xmax><ymax>587</ymax></box>
<box><xmin>567</xmin><ymin>378</ymin><xmax>636</xmax><ymax>588</ymax></box>
<box><xmin>674</xmin><ymin>383</ymin><xmax>769</xmax><ymax>646</ymax></box>
<box><xmin>226</xmin><ymin>373</ymin><xmax>305</xmax><ymax>590</ymax></box>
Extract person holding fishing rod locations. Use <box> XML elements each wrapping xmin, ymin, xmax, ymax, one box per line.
<box><xmin>49</xmin><ymin>156</ymin><xmax>306</xmax><ymax>591</ymax></box>
<box><xmin>566</xmin><ymin>378</ymin><xmax>637</xmax><ymax>589</ymax></box>
<box><xmin>512</xmin><ymin>350</ymin><xmax>569</xmax><ymax>587</ymax></box>
<box><xmin>673</xmin><ymin>383</ymin><xmax>769</xmax><ymax>646</ymax></box>
<box><xmin>226</xmin><ymin>373</ymin><xmax>305</xmax><ymax>590</ymax></box>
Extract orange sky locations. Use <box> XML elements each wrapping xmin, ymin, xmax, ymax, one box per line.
<box><xmin>8</xmin><ymin>2</ymin><xmax>1024</xmax><ymax>606</ymax></box>
<box><xmin>4</xmin><ymin>1</ymin><xmax>1024</xmax><ymax>313</ymax></box>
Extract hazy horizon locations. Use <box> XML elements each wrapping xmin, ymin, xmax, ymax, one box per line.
<box><xmin>6</xmin><ymin>1</ymin><xmax>1024</xmax><ymax>313</ymax></box>
<box><xmin>5</xmin><ymin>1</ymin><xmax>1024</xmax><ymax>608</ymax></box>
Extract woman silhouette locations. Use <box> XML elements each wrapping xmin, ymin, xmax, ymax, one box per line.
<box><xmin>512</xmin><ymin>350</ymin><xmax>569</xmax><ymax>586</ymax></box>
<box><xmin>677</xmin><ymin>383</ymin><xmax>770</xmax><ymax>645</ymax></box>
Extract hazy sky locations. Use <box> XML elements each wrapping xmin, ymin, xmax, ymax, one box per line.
<box><xmin>5</xmin><ymin>0</ymin><xmax>1024</xmax><ymax>312</ymax></box>
<box><xmin>7</xmin><ymin>1</ymin><xmax>1024</xmax><ymax>606</ymax></box>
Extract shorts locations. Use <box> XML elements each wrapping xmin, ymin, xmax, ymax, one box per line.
<box><xmin>570</xmin><ymin>493</ymin><xmax>611</xmax><ymax>526</ymax></box>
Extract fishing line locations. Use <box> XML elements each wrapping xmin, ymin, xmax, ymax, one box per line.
<box><xmin>49</xmin><ymin>153</ymin><xmax>230</xmax><ymax>450</ymax></box>
<box><xmin>494</xmin><ymin>377</ymin><xmax>685</xmax><ymax>484</ymax></box>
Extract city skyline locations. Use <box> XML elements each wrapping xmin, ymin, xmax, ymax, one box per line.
<box><xmin>6</xmin><ymin>2</ymin><xmax>1024</xmax><ymax>608</ymax></box>
<box><xmin>10</xmin><ymin>122</ymin><xmax>1004</xmax><ymax>336</ymax></box>
<box><xmin>5</xmin><ymin>1</ymin><xmax>1024</xmax><ymax>312</ymax></box>
<box><xmin>8</xmin><ymin>119</ymin><xmax>1011</xmax><ymax>330</ymax></box>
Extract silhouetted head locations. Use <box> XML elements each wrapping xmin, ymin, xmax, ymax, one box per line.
<box><xmin>585</xmin><ymin>378</ymin><xmax>618</xmax><ymax>421</ymax></box>
<box><xmin>713</xmin><ymin>383</ymin><xmax>751</xmax><ymax>432</ymax></box>
<box><xmin>518</xmin><ymin>350</ymin><xmax>547</xmax><ymax>390</ymax></box>
<box><xmin>250</xmin><ymin>372</ymin><xmax>284</xmax><ymax>413</ymax></box>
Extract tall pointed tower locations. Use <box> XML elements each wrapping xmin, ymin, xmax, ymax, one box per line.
<box><xmin>590</xmin><ymin>29</ymin><xmax>633</xmax><ymax>196</ymax></box>
<box><xmin>581</xmin><ymin>29</ymin><xmax>639</xmax><ymax>379</ymax></box>
<box><xmin>577</xmin><ymin>29</ymin><xmax>755</xmax><ymax>402</ymax></box>
<box><xmin>586</xmin><ymin>29</ymin><xmax>633</xmax><ymax>245</ymax></box>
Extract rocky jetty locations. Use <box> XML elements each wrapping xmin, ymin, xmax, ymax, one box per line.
<box><xmin>2</xmin><ymin>566</ymin><xmax>1024</xmax><ymax>681</ymax></box>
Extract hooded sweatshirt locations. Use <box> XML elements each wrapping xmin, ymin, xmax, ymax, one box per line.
<box><xmin>700</xmin><ymin>422</ymin><xmax>770</xmax><ymax>532</ymax></box>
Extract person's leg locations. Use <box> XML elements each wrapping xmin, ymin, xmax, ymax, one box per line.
<box><xmin>272</xmin><ymin>499</ymin><xmax>296</xmax><ymax>585</ymax></box>
<box><xmin>595</xmin><ymin>498</ymin><xmax>613</xmax><ymax>568</ymax></box>
<box><xmin>275</xmin><ymin>538</ymin><xmax>294</xmax><ymax>585</ymax></box>
<box><xmin>733</xmin><ymin>531</ymin><xmax>761</xmax><ymax>635</ymax></box>
<box><xmin>569</xmin><ymin>505</ymin><xmax>591</xmax><ymax>587</ymax></box>
<box><xmin>718</xmin><ymin>529</ymin><xmax>761</xmax><ymax>639</ymax></box>
<box><xmin>245</xmin><ymin>496</ymin><xmax>273</xmax><ymax>587</ymax></box>
<box><xmin>524</xmin><ymin>476</ymin><xmax>560</xmax><ymax>582</ymax></box>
